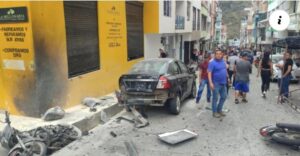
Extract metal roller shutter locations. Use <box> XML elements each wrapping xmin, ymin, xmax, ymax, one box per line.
<box><xmin>126</xmin><ymin>1</ymin><xmax>144</xmax><ymax>61</ymax></box>
<box><xmin>64</xmin><ymin>1</ymin><xmax>100</xmax><ymax>77</ymax></box>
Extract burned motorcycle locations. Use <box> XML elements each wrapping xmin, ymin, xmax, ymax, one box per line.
<box><xmin>1</xmin><ymin>111</ymin><xmax>82</xmax><ymax>156</ymax></box>
<box><xmin>260</xmin><ymin>123</ymin><xmax>300</xmax><ymax>150</ymax></box>
<box><xmin>1</xmin><ymin>111</ymin><xmax>47</xmax><ymax>156</ymax></box>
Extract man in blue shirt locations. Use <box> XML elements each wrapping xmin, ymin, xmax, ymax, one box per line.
<box><xmin>208</xmin><ymin>50</ymin><xmax>228</xmax><ymax>118</ymax></box>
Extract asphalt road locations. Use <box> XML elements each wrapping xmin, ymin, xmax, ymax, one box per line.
<box><xmin>54</xmin><ymin>70</ymin><xmax>300</xmax><ymax>156</ymax></box>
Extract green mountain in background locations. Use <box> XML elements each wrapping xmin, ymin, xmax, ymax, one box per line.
<box><xmin>220</xmin><ymin>1</ymin><xmax>251</xmax><ymax>40</ymax></box>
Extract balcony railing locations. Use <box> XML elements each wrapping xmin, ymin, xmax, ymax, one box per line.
<box><xmin>175</xmin><ymin>16</ymin><xmax>185</xmax><ymax>30</ymax></box>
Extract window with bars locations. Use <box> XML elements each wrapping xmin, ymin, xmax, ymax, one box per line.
<box><xmin>64</xmin><ymin>1</ymin><xmax>100</xmax><ymax>78</ymax></box>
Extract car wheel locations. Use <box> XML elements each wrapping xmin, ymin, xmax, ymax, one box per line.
<box><xmin>190</xmin><ymin>82</ymin><xmax>197</xmax><ymax>98</ymax></box>
<box><xmin>168</xmin><ymin>94</ymin><xmax>181</xmax><ymax>115</ymax></box>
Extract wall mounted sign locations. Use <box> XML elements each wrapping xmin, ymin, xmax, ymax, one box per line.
<box><xmin>0</xmin><ymin>7</ymin><xmax>28</xmax><ymax>23</ymax></box>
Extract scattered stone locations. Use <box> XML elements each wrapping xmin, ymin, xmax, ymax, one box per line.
<box><xmin>82</xmin><ymin>97</ymin><xmax>102</xmax><ymax>108</ymax></box>
<box><xmin>182</xmin><ymin>117</ymin><xmax>185</xmax><ymax>120</ymax></box>
<box><xmin>42</xmin><ymin>106</ymin><xmax>65</xmax><ymax>121</ymax></box>
<box><xmin>110</xmin><ymin>131</ymin><xmax>117</xmax><ymax>137</ymax></box>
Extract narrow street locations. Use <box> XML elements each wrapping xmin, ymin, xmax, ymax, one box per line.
<box><xmin>54</xmin><ymin>68</ymin><xmax>300</xmax><ymax>156</ymax></box>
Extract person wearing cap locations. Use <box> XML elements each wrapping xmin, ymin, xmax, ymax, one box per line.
<box><xmin>159</xmin><ymin>48</ymin><xmax>167</xmax><ymax>58</ymax></box>
<box><xmin>195</xmin><ymin>52</ymin><xmax>211</xmax><ymax>104</ymax></box>
<box><xmin>234</xmin><ymin>52</ymin><xmax>252</xmax><ymax>104</ymax></box>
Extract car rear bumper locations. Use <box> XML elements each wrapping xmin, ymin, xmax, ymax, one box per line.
<box><xmin>121</xmin><ymin>90</ymin><xmax>170</xmax><ymax>106</ymax></box>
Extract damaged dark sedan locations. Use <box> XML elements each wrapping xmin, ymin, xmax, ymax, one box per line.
<box><xmin>118</xmin><ymin>58</ymin><xmax>197</xmax><ymax>115</ymax></box>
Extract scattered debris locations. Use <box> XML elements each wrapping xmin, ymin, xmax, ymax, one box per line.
<box><xmin>110</xmin><ymin>131</ymin><xmax>117</xmax><ymax>137</ymax></box>
<box><xmin>42</xmin><ymin>106</ymin><xmax>65</xmax><ymax>121</ymax></box>
<box><xmin>124</xmin><ymin>140</ymin><xmax>138</xmax><ymax>156</ymax></box>
<box><xmin>158</xmin><ymin>129</ymin><xmax>198</xmax><ymax>145</ymax></box>
<box><xmin>82</xmin><ymin>130</ymin><xmax>89</xmax><ymax>136</ymax></box>
<box><xmin>116</xmin><ymin>116</ymin><xmax>135</xmax><ymax>123</ymax></box>
<box><xmin>100</xmin><ymin>111</ymin><xmax>109</xmax><ymax>123</ymax></box>
<box><xmin>82</xmin><ymin>97</ymin><xmax>102</xmax><ymax>108</ymax></box>
<box><xmin>130</xmin><ymin>107</ymin><xmax>149</xmax><ymax>128</ymax></box>
<box><xmin>90</xmin><ymin>107</ymin><xmax>97</xmax><ymax>112</ymax></box>
<box><xmin>28</xmin><ymin>124</ymin><xmax>82</xmax><ymax>154</ymax></box>
<box><xmin>115</xmin><ymin>90</ymin><xmax>149</xmax><ymax>128</ymax></box>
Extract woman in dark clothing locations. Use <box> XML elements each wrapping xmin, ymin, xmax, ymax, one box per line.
<box><xmin>257</xmin><ymin>52</ymin><xmax>273</xmax><ymax>97</ymax></box>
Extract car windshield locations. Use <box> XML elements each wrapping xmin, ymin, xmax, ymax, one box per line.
<box><xmin>129</xmin><ymin>60</ymin><xmax>168</xmax><ymax>75</ymax></box>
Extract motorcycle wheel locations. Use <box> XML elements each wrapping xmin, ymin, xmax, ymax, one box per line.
<box><xmin>272</xmin><ymin>132</ymin><xmax>300</xmax><ymax>146</ymax></box>
<box><xmin>8</xmin><ymin>140</ymin><xmax>47</xmax><ymax>156</ymax></box>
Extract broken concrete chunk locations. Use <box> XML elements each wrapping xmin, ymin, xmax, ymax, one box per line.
<box><xmin>42</xmin><ymin>106</ymin><xmax>65</xmax><ymax>121</ymax></box>
<box><xmin>100</xmin><ymin>111</ymin><xmax>109</xmax><ymax>123</ymax></box>
<box><xmin>82</xmin><ymin>97</ymin><xmax>102</xmax><ymax>108</ymax></box>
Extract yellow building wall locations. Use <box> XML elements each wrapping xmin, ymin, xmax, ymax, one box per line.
<box><xmin>0</xmin><ymin>1</ymin><xmax>143</xmax><ymax>116</ymax></box>
<box><xmin>144</xmin><ymin>1</ymin><xmax>159</xmax><ymax>34</ymax></box>
<box><xmin>0</xmin><ymin>2</ymin><xmax>36</xmax><ymax>115</ymax></box>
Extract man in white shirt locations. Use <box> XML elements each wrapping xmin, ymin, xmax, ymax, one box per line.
<box><xmin>228</xmin><ymin>52</ymin><xmax>239</xmax><ymax>86</ymax></box>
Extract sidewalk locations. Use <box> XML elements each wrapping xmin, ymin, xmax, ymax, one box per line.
<box><xmin>0</xmin><ymin>93</ymin><xmax>123</xmax><ymax>133</ymax></box>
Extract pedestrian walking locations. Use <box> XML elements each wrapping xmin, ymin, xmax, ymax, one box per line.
<box><xmin>228</xmin><ymin>52</ymin><xmax>239</xmax><ymax>87</ymax></box>
<box><xmin>208</xmin><ymin>50</ymin><xmax>228</xmax><ymax>118</ymax></box>
<box><xmin>223</xmin><ymin>52</ymin><xmax>230</xmax><ymax>94</ymax></box>
<box><xmin>278</xmin><ymin>51</ymin><xmax>293</xmax><ymax>102</ymax></box>
<box><xmin>234</xmin><ymin>52</ymin><xmax>252</xmax><ymax>104</ymax></box>
<box><xmin>257</xmin><ymin>52</ymin><xmax>273</xmax><ymax>98</ymax></box>
<box><xmin>195</xmin><ymin>53</ymin><xmax>211</xmax><ymax>104</ymax></box>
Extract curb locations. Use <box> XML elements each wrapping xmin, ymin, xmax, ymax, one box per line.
<box><xmin>72</xmin><ymin>103</ymin><xmax>123</xmax><ymax>133</ymax></box>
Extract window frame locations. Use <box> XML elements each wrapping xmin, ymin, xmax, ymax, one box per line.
<box><xmin>164</xmin><ymin>0</ymin><xmax>171</xmax><ymax>17</ymax></box>
<box><xmin>187</xmin><ymin>1</ymin><xmax>191</xmax><ymax>21</ymax></box>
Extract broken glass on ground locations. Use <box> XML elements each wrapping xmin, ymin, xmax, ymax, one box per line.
<box><xmin>158</xmin><ymin>129</ymin><xmax>198</xmax><ymax>145</ymax></box>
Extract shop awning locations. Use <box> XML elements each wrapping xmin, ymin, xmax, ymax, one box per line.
<box><xmin>272</xmin><ymin>36</ymin><xmax>300</xmax><ymax>49</ymax></box>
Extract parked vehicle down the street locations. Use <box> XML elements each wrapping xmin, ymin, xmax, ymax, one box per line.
<box><xmin>118</xmin><ymin>58</ymin><xmax>197</xmax><ymax>115</ymax></box>
<box><xmin>271</xmin><ymin>54</ymin><xmax>299</xmax><ymax>83</ymax></box>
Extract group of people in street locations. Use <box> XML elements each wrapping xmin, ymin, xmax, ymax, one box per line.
<box><xmin>194</xmin><ymin>47</ymin><xmax>295</xmax><ymax>118</ymax></box>
<box><xmin>158</xmin><ymin>46</ymin><xmax>295</xmax><ymax>118</ymax></box>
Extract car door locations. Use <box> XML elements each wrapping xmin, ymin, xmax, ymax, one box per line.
<box><xmin>176</xmin><ymin>61</ymin><xmax>189</xmax><ymax>99</ymax></box>
<box><xmin>167</xmin><ymin>62</ymin><xmax>181</xmax><ymax>96</ymax></box>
